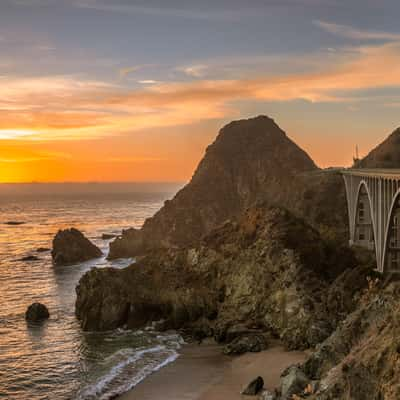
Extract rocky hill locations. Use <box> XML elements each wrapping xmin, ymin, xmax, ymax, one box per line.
<box><xmin>357</xmin><ymin>127</ymin><xmax>400</xmax><ymax>168</ymax></box>
<box><xmin>109</xmin><ymin>116</ymin><xmax>347</xmax><ymax>258</ymax></box>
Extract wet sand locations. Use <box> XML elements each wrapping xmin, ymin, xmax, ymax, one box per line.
<box><xmin>119</xmin><ymin>341</ymin><xmax>307</xmax><ymax>400</ymax></box>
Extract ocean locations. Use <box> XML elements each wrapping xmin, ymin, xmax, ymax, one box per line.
<box><xmin>0</xmin><ymin>184</ymin><xmax>183</xmax><ymax>400</ymax></box>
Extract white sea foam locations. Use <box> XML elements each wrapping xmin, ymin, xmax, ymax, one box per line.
<box><xmin>77</xmin><ymin>344</ymin><xmax>180</xmax><ymax>400</ymax></box>
<box><xmin>0</xmin><ymin>191</ymin><xmax>177</xmax><ymax>400</ymax></box>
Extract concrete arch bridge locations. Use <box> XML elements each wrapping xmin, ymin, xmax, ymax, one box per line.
<box><xmin>342</xmin><ymin>169</ymin><xmax>400</xmax><ymax>273</ymax></box>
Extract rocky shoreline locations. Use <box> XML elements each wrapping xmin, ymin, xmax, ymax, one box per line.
<box><xmin>74</xmin><ymin>116</ymin><xmax>400</xmax><ymax>399</ymax></box>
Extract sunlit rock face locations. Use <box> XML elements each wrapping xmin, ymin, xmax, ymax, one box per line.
<box><xmin>77</xmin><ymin>205</ymin><xmax>356</xmax><ymax>350</ymax></box>
<box><xmin>109</xmin><ymin>115</ymin><xmax>348</xmax><ymax>258</ymax></box>
<box><xmin>357</xmin><ymin>127</ymin><xmax>400</xmax><ymax>168</ymax></box>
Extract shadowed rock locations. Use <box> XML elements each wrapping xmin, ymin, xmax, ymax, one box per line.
<box><xmin>241</xmin><ymin>376</ymin><xmax>264</xmax><ymax>395</ymax></box>
<box><xmin>25</xmin><ymin>303</ymin><xmax>49</xmax><ymax>322</ymax></box>
<box><xmin>52</xmin><ymin>228</ymin><xmax>102</xmax><ymax>266</ymax></box>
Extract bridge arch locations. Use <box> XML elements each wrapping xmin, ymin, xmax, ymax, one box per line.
<box><xmin>382</xmin><ymin>189</ymin><xmax>400</xmax><ymax>273</ymax></box>
<box><xmin>353</xmin><ymin>180</ymin><xmax>377</xmax><ymax>257</ymax></box>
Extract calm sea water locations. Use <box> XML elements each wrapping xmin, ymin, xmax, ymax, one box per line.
<box><xmin>0</xmin><ymin>187</ymin><xmax>183</xmax><ymax>400</ymax></box>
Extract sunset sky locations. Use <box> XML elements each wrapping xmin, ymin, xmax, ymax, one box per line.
<box><xmin>1</xmin><ymin>0</ymin><xmax>400</xmax><ymax>183</ymax></box>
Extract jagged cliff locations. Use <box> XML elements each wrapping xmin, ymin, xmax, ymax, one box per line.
<box><xmin>109</xmin><ymin>116</ymin><xmax>347</xmax><ymax>258</ymax></box>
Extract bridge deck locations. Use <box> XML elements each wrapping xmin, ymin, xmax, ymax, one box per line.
<box><xmin>342</xmin><ymin>168</ymin><xmax>400</xmax><ymax>178</ymax></box>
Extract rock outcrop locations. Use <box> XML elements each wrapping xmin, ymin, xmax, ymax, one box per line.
<box><xmin>295</xmin><ymin>280</ymin><xmax>400</xmax><ymax>400</ymax></box>
<box><xmin>77</xmin><ymin>205</ymin><xmax>355</xmax><ymax>349</ymax></box>
<box><xmin>263</xmin><ymin>278</ymin><xmax>400</xmax><ymax>400</ymax></box>
<box><xmin>25</xmin><ymin>303</ymin><xmax>50</xmax><ymax>322</ymax></box>
<box><xmin>108</xmin><ymin>116</ymin><xmax>345</xmax><ymax>259</ymax></box>
<box><xmin>223</xmin><ymin>334</ymin><xmax>269</xmax><ymax>355</ymax></box>
<box><xmin>52</xmin><ymin>228</ymin><xmax>102</xmax><ymax>266</ymax></box>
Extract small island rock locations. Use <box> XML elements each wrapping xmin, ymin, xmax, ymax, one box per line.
<box><xmin>25</xmin><ymin>303</ymin><xmax>50</xmax><ymax>322</ymax></box>
<box><xmin>20</xmin><ymin>255</ymin><xmax>40</xmax><ymax>262</ymax></box>
<box><xmin>37</xmin><ymin>247</ymin><xmax>50</xmax><ymax>253</ymax></box>
<box><xmin>52</xmin><ymin>228</ymin><xmax>102</xmax><ymax>266</ymax></box>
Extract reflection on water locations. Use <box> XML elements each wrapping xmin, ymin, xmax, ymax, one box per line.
<box><xmin>0</xmin><ymin>191</ymin><xmax>179</xmax><ymax>400</ymax></box>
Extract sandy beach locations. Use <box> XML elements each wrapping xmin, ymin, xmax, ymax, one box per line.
<box><xmin>119</xmin><ymin>341</ymin><xmax>307</xmax><ymax>400</ymax></box>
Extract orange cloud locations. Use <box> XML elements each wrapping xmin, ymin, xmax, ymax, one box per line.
<box><xmin>1</xmin><ymin>41</ymin><xmax>400</xmax><ymax>142</ymax></box>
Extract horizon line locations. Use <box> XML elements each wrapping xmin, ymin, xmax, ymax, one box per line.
<box><xmin>0</xmin><ymin>180</ymin><xmax>186</xmax><ymax>185</ymax></box>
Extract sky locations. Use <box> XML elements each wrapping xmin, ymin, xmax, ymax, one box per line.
<box><xmin>1</xmin><ymin>0</ymin><xmax>400</xmax><ymax>183</ymax></box>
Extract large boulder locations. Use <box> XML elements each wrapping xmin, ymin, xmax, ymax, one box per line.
<box><xmin>25</xmin><ymin>303</ymin><xmax>50</xmax><ymax>322</ymax></box>
<box><xmin>223</xmin><ymin>334</ymin><xmax>268</xmax><ymax>355</ymax></box>
<box><xmin>279</xmin><ymin>365</ymin><xmax>309</xmax><ymax>399</ymax></box>
<box><xmin>52</xmin><ymin>228</ymin><xmax>102</xmax><ymax>266</ymax></box>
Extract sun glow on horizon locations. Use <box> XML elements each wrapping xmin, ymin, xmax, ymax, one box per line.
<box><xmin>0</xmin><ymin>130</ymin><xmax>39</xmax><ymax>140</ymax></box>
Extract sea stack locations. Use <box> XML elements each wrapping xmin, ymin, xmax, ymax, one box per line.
<box><xmin>52</xmin><ymin>228</ymin><xmax>102</xmax><ymax>266</ymax></box>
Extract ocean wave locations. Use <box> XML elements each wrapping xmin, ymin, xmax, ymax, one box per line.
<box><xmin>76</xmin><ymin>344</ymin><xmax>180</xmax><ymax>400</ymax></box>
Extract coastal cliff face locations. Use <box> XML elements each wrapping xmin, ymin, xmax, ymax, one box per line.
<box><xmin>74</xmin><ymin>118</ymin><xmax>400</xmax><ymax>398</ymax></box>
<box><xmin>77</xmin><ymin>205</ymin><xmax>357</xmax><ymax>350</ymax></box>
<box><xmin>296</xmin><ymin>280</ymin><xmax>400</xmax><ymax>400</ymax></box>
<box><xmin>108</xmin><ymin>116</ymin><xmax>348</xmax><ymax>259</ymax></box>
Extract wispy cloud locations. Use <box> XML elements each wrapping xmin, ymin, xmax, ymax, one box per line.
<box><xmin>0</xmin><ymin>151</ymin><xmax>71</xmax><ymax>163</ymax></box>
<box><xmin>106</xmin><ymin>156</ymin><xmax>165</xmax><ymax>163</ymax></box>
<box><xmin>178</xmin><ymin>64</ymin><xmax>209</xmax><ymax>78</ymax></box>
<box><xmin>314</xmin><ymin>20</ymin><xmax>400</xmax><ymax>42</ymax></box>
<box><xmin>73</xmin><ymin>0</ymin><xmax>242</xmax><ymax>21</ymax></box>
<box><xmin>138</xmin><ymin>80</ymin><xmax>158</xmax><ymax>85</ymax></box>
<box><xmin>119</xmin><ymin>65</ymin><xmax>144</xmax><ymax>78</ymax></box>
